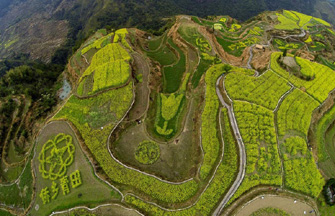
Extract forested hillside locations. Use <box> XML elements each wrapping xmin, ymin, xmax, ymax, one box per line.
<box><xmin>0</xmin><ymin>0</ymin><xmax>334</xmax><ymax>65</ymax></box>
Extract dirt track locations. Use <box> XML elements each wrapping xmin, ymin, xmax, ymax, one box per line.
<box><xmin>235</xmin><ymin>195</ymin><xmax>316</xmax><ymax>216</ymax></box>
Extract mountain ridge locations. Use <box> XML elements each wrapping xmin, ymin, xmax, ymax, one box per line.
<box><xmin>0</xmin><ymin>0</ymin><xmax>335</xmax><ymax>64</ymax></box>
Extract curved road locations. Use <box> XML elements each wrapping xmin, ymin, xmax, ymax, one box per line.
<box><xmin>213</xmin><ymin>75</ymin><xmax>247</xmax><ymax>216</ymax></box>
<box><xmin>213</xmin><ymin>27</ymin><xmax>308</xmax><ymax>215</ymax></box>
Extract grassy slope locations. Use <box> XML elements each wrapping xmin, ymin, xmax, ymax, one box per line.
<box><xmin>31</xmin><ymin>122</ymin><xmax>121</xmax><ymax>216</ymax></box>
<box><xmin>163</xmin><ymin>39</ymin><xmax>187</xmax><ymax>93</ymax></box>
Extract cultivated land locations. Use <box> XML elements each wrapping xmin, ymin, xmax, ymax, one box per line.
<box><xmin>31</xmin><ymin>121</ymin><xmax>121</xmax><ymax>216</ymax></box>
<box><xmin>2</xmin><ymin>10</ymin><xmax>335</xmax><ymax>216</ymax></box>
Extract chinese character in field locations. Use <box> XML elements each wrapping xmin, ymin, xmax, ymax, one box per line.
<box><xmin>39</xmin><ymin>187</ymin><xmax>50</xmax><ymax>204</ymax></box>
<box><xmin>60</xmin><ymin>176</ymin><xmax>70</xmax><ymax>195</ymax></box>
<box><xmin>70</xmin><ymin>170</ymin><xmax>82</xmax><ymax>188</ymax></box>
<box><xmin>51</xmin><ymin>181</ymin><xmax>59</xmax><ymax>199</ymax></box>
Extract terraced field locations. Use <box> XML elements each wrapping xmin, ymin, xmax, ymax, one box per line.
<box><xmin>1</xmin><ymin>10</ymin><xmax>335</xmax><ymax>216</ymax></box>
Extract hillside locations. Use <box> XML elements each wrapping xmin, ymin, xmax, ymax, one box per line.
<box><xmin>0</xmin><ymin>0</ymin><xmax>335</xmax><ymax>64</ymax></box>
<box><xmin>1</xmin><ymin>9</ymin><xmax>335</xmax><ymax>216</ymax></box>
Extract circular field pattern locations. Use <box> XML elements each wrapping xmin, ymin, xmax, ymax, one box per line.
<box><xmin>135</xmin><ymin>140</ymin><xmax>160</xmax><ymax>165</ymax></box>
<box><xmin>38</xmin><ymin>133</ymin><xmax>75</xmax><ymax>180</ymax></box>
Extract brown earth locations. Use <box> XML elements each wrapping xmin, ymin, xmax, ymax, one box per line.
<box><xmin>251</xmin><ymin>48</ymin><xmax>272</xmax><ymax>72</ymax></box>
<box><xmin>0</xmin><ymin>0</ymin><xmax>74</xmax><ymax>62</ymax></box>
<box><xmin>0</xmin><ymin>18</ymin><xmax>68</xmax><ymax>63</ymax></box>
<box><xmin>222</xmin><ymin>187</ymin><xmax>318</xmax><ymax>216</ymax></box>
<box><xmin>198</xmin><ymin>26</ymin><xmax>250</xmax><ymax>67</ymax></box>
<box><xmin>235</xmin><ymin>195</ymin><xmax>316</xmax><ymax>216</ymax></box>
<box><xmin>295</xmin><ymin>49</ymin><xmax>315</xmax><ymax>61</ymax></box>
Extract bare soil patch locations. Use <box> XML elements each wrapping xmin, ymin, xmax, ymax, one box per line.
<box><xmin>111</xmin><ymin>95</ymin><xmax>201</xmax><ymax>182</ymax></box>
<box><xmin>128</xmin><ymin>53</ymin><xmax>150</xmax><ymax>121</ymax></box>
<box><xmin>251</xmin><ymin>48</ymin><xmax>272</xmax><ymax>72</ymax></box>
<box><xmin>235</xmin><ymin>195</ymin><xmax>316</xmax><ymax>216</ymax></box>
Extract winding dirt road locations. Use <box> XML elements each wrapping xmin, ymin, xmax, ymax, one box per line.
<box><xmin>235</xmin><ymin>195</ymin><xmax>316</xmax><ymax>216</ymax></box>
<box><xmin>213</xmin><ymin>26</ymin><xmax>310</xmax><ymax>215</ymax></box>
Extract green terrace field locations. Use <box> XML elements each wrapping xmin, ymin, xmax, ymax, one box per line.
<box><xmin>272</xmin><ymin>38</ymin><xmax>304</xmax><ymax>51</ymax></box>
<box><xmin>145</xmin><ymin>38</ymin><xmax>177</xmax><ymax>66</ymax></box>
<box><xmin>3</xmin><ymin>11</ymin><xmax>335</xmax><ymax>216</ymax></box>
<box><xmin>225</xmin><ymin>70</ymin><xmax>291</xmax><ymax>110</ymax></box>
<box><xmin>77</xmin><ymin>43</ymin><xmax>131</xmax><ymax>97</ymax></box>
<box><xmin>177</xmin><ymin>22</ymin><xmax>218</xmax><ymax>88</ymax></box>
<box><xmin>0</xmin><ymin>156</ymin><xmax>33</xmax><ymax>212</ymax></box>
<box><xmin>125</xmin><ymin>108</ymin><xmax>238</xmax><ymax>215</ymax></box>
<box><xmin>81</xmin><ymin>32</ymin><xmax>114</xmax><ymax>55</ymax></box>
<box><xmin>163</xmin><ymin>39</ymin><xmax>187</xmax><ymax>93</ymax></box>
<box><xmin>224</xmin><ymin>53</ymin><xmax>330</xmax><ymax>204</ymax></box>
<box><xmin>230</xmin><ymin>102</ymin><xmax>282</xmax><ymax>195</ymax></box>
<box><xmin>216</xmin><ymin>36</ymin><xmax>260</xmax><ymax>57</ymax></box>
<box><xmin>275</xmin><ymin>10</ymin><xmax>332</xmax><ymax>30</ymax></box>
<box><xmin>271</xmin><ymin>52</ymin><xmax>335</xmax><ymax>103</ymax></box>
<box><xmin>281</xmin><ymin>137</ymin><xmax>324</xmax><ymax>197</ymax></box>
<box><xmin>277</xmin><ymin>88</ymin><xmax>319</xmax><ymax>138</ymax></box>
<box><xmin>147</xmin><ymin>33</ymin><xmax>166</xmax><ymax>51</ymax></box>
<box><xmin>313</xmin><ymin>105</ymin><xmax>335</xmax><ymax>165</ymax></box>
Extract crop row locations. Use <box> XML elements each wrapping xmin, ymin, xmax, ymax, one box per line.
<box><xmin>78</xmin><ymin>43</ymin><xmax>131</xmax><ymax>96</ymax></box>
<box><xmin>113</xmin><ymin>28</ymin><xmax>133</xmax><ymax>51</ymax></box>
<box><xmin>81</xmin><ymin>32</ymin><xmax>114</xmax><ymax>55</ymax></box>
<box><xmin>85</xmin><ymin>43</ymin><xmax>131</xmax><ymax>70</ymax></box>
<box><xmin>272</xmin><ymin>38</ymin><xmax>303</xmax><ymax>51</ymax></box>
<box><xmin>234</xmin><ymin>101</ymin><xmax>281</xmax><ymax>176</ymax></box>
<box><xmin>161</xmin><ymin>94</ymin><xmax>184</xmax><ymax>121</ymax></box>
<box><xmin>277</xmin><ymin>88</ymin><xmax>319</xmax><ymax>138</ymax></box>
<box><xmin>91</xmin><ymin>60</ymin><xmax>130</xmax><ymax>93</ymax></box>
<box><xmin>228</xmin><ymin>101</ymin><xmax>282</xmax><ymax>205</ymax></box>
<box><xmin>314</xmin><ymin>104</ymin><xmax>335</xmax><ymax>161</ymax></box>
<box><xmin>177</xmin><ymin>24</ymin><xmax>218</xmax><ymax>88</ymax></box>
<box><xmin>54</xmin><ymin>82</ymin><xmax>201</xmax><ymax>203</ymax></box>
<box><xmin>163</xmin><ymin>39</ymin><xmax>187</xmax><ymax>93</ymax></box>
<box><xmin>275</xmin><ymin>10</ymin><xmax>330</xmax><ymax>30</ymax></box>
<box><xmin>225</xmin><ymin>70</ymin><xmax>291</xmax><ymax>110</ymax></box>
<box><xmin>200</xmin><ymin>64</ymin><xmax>237</xmax><ymax>180</ymax></box>
<box><xmin>281</xmin><ymin>137</ymin><xmax>324</xmax><ymax>197</ymax></box>
<box><xmin>218</xmin><ymin>20</ymin><xmax>260</xmax><ymax>39</ymax></box>
<box><xmin>296</xmin><ymin>56</ymin><xmax>315</xmax><ymax>78</ymax></box>
<box><xmin>125</xmin><ymin>108</ymin><xmax>239</xmax><ymax>215</ymax></box>
<box><xmin>271</xmin><ymin>52</ymin><xmax>335</xmax><ymax>103</ymax></box>
<box><xmin>216</xmin><ymin>36</ymin><xmax>260</xmax><ymax>57</ymax></box>
<box><xmin>275</xmin><ymin>12</ymin><xmax>299</xmax><ymax>30</ymax></box>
